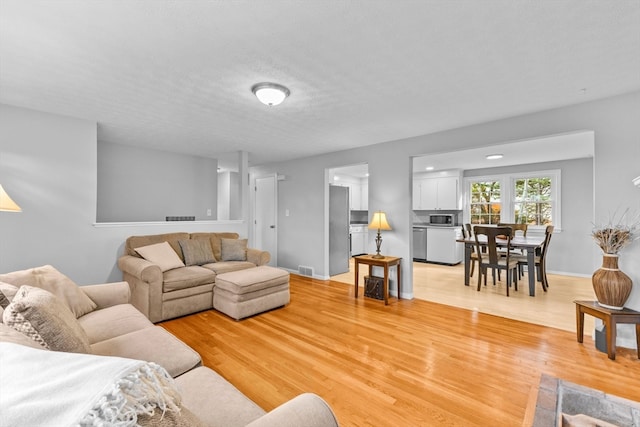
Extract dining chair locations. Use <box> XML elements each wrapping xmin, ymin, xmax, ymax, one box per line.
<box><xmin>473</xmin><ymin>226</ymin><xmax>519</xmax><ymax>296</ymax></box>
<box><xmin>514</xmin><ymin>225</ymin><xmax>554</xmax><ymax>292</ymax></box>
<box><xmin>461</xmin><ymin>225</ymin><xmax>479</xmax><ymax>278</ymax></box>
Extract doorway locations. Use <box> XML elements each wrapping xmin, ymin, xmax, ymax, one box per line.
<box><xmin>327</xmin><ymin>163</ymin><xmax>369</xmax><ymax>280</ymax></box>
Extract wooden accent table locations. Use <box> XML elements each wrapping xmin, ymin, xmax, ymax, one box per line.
<box><xmin>354</xmin><ymin>255</ymin><xmax>401</xmax><ymax>305</ymax></box>
<box><xmin>574</xmin><ymin>300</ymin><xmax>640</xmax><ymax>360</ymax></box>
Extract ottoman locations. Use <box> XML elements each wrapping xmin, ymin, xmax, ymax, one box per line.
<box><xmin>213</xmin><ymin>266</ymin><xmax>290</xmax><ymax>320</ymax></box>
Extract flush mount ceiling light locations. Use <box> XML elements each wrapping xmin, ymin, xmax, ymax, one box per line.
<box><xmin>486</xmin><ymin>154</ymin><xmax>504</xmax><ymax>160</ymax></box>
<box><xmin>425</xmin><ymin>166</ymin><xmax>434</xmax><ymax>171</ymax></box>
<box><xmin>251</xmin><ymin>82</ymin><xmax>290</xmax><ymax>106</ymax></box>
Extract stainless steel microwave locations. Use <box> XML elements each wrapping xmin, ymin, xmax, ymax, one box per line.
<box><xmin>429</xmin><ymin>214</ymin><xmax>454</xmax><ymax>226</ymax></box>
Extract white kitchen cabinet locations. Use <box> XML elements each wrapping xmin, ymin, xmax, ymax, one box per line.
<box><xmin>426</xmin><ymin>227</ymin><xmax>462</xmax><ymax>265</ymax></box>
<box><xmin>360</xmin><ymin>182</ymin><xmax>368</xmax><ymax>210</ymax></box>
<box><xmin>350</xmin><ymin>184</ymin><xmax>361</xmax><ymax>210</ymax></box>
<box><xmin>350</xmin><ymin>226</ymin><xmax>368</xmax><ymax>256</ymax></box>
<box><xmin>413</xmin><ymin>176</ymin><xmax>459</xmax><ymax>210</ymax></box>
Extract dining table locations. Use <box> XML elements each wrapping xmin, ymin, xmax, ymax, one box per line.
<box><xmin>457</xmin><ymin>234</ymin><xmax>546</xmax><ymax>296</ymax></box>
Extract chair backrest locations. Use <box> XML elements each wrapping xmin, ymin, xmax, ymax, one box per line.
<box><xmin>465</xmin><ymin>223</ymin><xmax>473</xmax><ymax>237</ymax></box>
<box><xmin>498</xmin><ymin>223</ymin><xmax>528</xmax><ymax>238</ymax></box>
<box><xmin>539</xmin><ymin>225</ymin><xmax>554</xmax><ymax>261</ymax></box>
<box><xmin>461</xmin><ymin>225</ymin><xmax>468</xmax><ymax>239</ymax></box>
<box><xmin>473</xmin><ymin>226</ymin><xmax>513</xmax><ymax>266</ymax></box>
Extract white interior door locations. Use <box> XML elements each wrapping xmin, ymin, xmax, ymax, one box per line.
<box><xmin>254</xmin><ymin>175</ymin><xmax>277</xmax><ymax>266</ymax></box>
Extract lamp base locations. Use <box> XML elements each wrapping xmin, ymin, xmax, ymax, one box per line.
<box><xmin>371</xmin><ymin>253</ymin><xmax>385</xmax><ymax>259</ymax></box>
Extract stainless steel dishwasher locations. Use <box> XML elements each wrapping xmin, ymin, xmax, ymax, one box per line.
<box><xmin>413</xmin><ymin>227</ymin><xmax>427</xmax><ymax>261</ymax></box>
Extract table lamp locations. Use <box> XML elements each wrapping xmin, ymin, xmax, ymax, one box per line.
<box><xmin>0</xmin><ymin>184</ymin><xmax>22</xmax><ymax>212</ymax></box>
<box><xmin>368</xmin><ymin>211</ymin><xmax>391</xmax><ymax>259</ymax></box>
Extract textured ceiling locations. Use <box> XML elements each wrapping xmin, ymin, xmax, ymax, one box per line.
<box><xmin>1</xmin><ymin>1</ymin><xmax>639</xmax><ymax>167</ymax></box>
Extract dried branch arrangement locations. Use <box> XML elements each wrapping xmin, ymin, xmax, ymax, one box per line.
<box><xmin>592</xmin><ymin>209</ymin><xmax>640</xmax><ymax>254</ymax></box>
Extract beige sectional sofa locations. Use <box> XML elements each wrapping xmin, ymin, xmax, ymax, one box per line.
<box><xmin>0</xmin><ymin>265</ymin><xmax>338</xmax><ymax>426</ymax></box>
<box><xmin>118</xmin><ymin>232</ymin><xmax>271</xmax><ymax>322</ymax></box>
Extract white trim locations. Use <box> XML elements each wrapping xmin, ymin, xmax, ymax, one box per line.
<box><xmin>93</xmin><ymin>220</ymin><xmax>244</xmax><ymax>228</ymax></box>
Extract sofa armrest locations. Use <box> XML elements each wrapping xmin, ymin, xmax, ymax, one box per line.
<box><xmin>117</xmin><ymin>255</ymin><xmax>164</xmax><ymax>323</ymax></box>
<box><xmin>81</xmin><ymin>281</ymin><xmax>131</xmax><ymax>309</ymax></box>
<box><xmin>245</xmin><ymin>393</ymin><xmax>339</xmax><ymax>427</ymax></box>
<box><xmin>247</xmin><ymin>248</ymin><xmax>270</xmax><ymax>266</ymax></box>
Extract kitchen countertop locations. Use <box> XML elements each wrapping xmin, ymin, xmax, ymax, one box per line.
<box><xmin>413</xmin><ymin>224</ymin><xmax>459</xmax><ymax>229</ymax></box>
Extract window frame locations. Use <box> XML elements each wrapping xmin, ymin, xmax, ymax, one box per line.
<box><xmin>463</xmin><ymin>169</ymin><xmax>561</xmax><ymax>233</ymax></box>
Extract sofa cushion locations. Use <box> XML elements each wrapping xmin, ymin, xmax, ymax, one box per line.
<box><xmin>163</xmin><ymin>266</ymin><xmax>217</xmax><ymax>292</ymax></box>
<box><xmin>175</xmin><ymin>366</ymin><xmax>266</xmax><ymax>427</ymax></box>
<box><xmin>0</xmin><ymin>323</ymin><xmax>48</xmax><ymax>350</ymax></box>
<box><xmin>204</xmin><ymin>261</ymin><xmax>256</xmax><ymax>275</ymax></box>
<box><xmin>125</xmin><ymin>232</ymin><xmax>191</xmax><ymax>259</ymax></box>
<box><xmin>78</xmin><ymin>303</ymin><xmax>154</xmax><ymax>344</ymax></box>
<box><xmin>179</xmin><ymin>239</ymin><xmax>215</xmax><ymax>266</ymax></box>
<box><xmin>135</xmin><ymin>242</ymin><xmax>186</xmax><ymax>272</ymax></box>
<box><xmin>91</xmin><ymin>326</ymin><xmax>202</xmax><ymax>377</ymax></box>
<box><xmin>215</xmin><ymin>266</ymin><xmax>290</xmax><ymax>295</ymax></box>
<box><xmin>3</xmin><ymin>285</ymin><xmax>92</xmax><ymax>353</ymax></box>
<box><xmin>221</xmin><ymin>238</ymin><xmax>248</xmax><ymax>261</ymax></box>
<box><xmin>0</xmin><ymin>265</ymin><xmax>97</xmax><ymax>318</ymax></box>
<box><xmin>191</xmin><ymin>232</ymin><xmax>240</xmax><ymax>262</ymax></box>
<box><xmin>137</xmin><ymin>405</ymin><xmax>207</xmax><ymax>427</ymax></box>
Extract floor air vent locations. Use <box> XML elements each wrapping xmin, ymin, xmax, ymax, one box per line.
<box><xmin>298</xmin><ymin>265</ymin><xmax>314</xmax><ymax>277</ymax></box>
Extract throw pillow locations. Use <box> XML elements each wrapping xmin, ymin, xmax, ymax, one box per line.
<box><xmin>0</xmin><ymin>265</ymin><xmax>97</xmax><ymax>318</ymax></box>
<box><xmin>178</xmin><ymin>239</ymin><xmax>215</xmax><ymax>266</ymax></box>
<box><xmin>2</xmin><ymin>285</ymin><xmax>92</xmax><ymax>353</ymax></box>
<box><xmin>220</xmin><ymin>238</ymin><xmax>248</xmax><ymax>261</ymax></box>
<box><xmin>135</xmin><ymin>242</ymin><xmax>186</xmax><ymax>272</ymax></box>
<box><xmin>0</xmin><ymin>282</ymin><xmax>19</xmax><ymax>320</ymax></box>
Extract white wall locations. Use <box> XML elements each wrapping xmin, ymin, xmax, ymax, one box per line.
<box><xmin>97</xmin><ymin>141</ymin><xmax>218</xmax><ymax>222</ymax></box>
<box><xmin>251</xmin><ymin>91</ymin><xmax>640</xmax><ymax>347</ymax></box>
<box><xmin>0</xmin><ymin>104</ymin><xmax>248</xmax><ymax>284</ymax></box>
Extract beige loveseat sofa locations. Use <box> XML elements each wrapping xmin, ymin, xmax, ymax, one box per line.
<box><xmin>0</xmin><ymin>265</ymin><xmax>338</xmax><ymax>426</ymax></box>
<box><xmin>118</xmin><ymin>232</ymin><xmax>271</xmax><ymax>323</ymax></box>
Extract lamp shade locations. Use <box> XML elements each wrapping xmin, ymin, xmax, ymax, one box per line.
<box><xmin>368</xmin><ymin>211</ymin><xmax>391</xmax><ymax>231</ymax></box>
<box><xmin>251</xmin><ymin>82</ymin><xmax>290</xmax><ymax>106</ymax></box>
<box><xmin>0</xmin><ymin>184</ymin><xmax>22</xmax><ymax>212</ymax></box>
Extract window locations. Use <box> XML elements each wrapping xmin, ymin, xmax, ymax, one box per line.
<box><xmin>464</xmin><ymin>170</ymin><xmax>561</xmax><ymax>231</ymax></box>
<box><xmin>514</xmin><ymin>176</ymin><xmax>553</xmax><ymax>225</ymax></box>
<box><xmin>469</xmin><ymin>180</ymin><xmax>502</xmax><ymax>224</ymax></box>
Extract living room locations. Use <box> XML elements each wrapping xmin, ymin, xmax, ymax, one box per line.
<box><xmin>1</xmin><ymin>1</ymin><xmax>640</xmax><ymax>426</ymax></box>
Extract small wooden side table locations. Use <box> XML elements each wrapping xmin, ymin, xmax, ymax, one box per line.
<box><xmin>354</xmin><ymin>255</ymin><xmax>401</xmax><ymax>305</ymax></box>
<box><xmin>574</xmin><ymin>300</ymin><xmax>640</xmax><ymax>360</ymax></box>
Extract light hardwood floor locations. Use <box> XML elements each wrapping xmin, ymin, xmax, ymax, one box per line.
<box><xmin>331</xmin><ymin>259</ymin><xmax>597</xmax><ymax>333</ymax></box>
<box><xmin>161</xmin><ymin>275</ymin><xmax>640</xmax><ymax>427</ymax></box>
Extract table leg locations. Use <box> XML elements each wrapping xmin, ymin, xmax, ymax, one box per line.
<box><xmin>383</xmin><ymin>265</ymin><xmax>389</xmax><ymax>305</ymax></box>
<box><xmin>576</xmin><ymin>305</ymin><xmax>584</xmax><ymax>343</ymax></box>
<box><xmin>354</xmin><ymin>260</ymin><xmax>359</xmax><ymax>299</ymax></box>
<box><xmin>396</xmin><ymin>262</ymin><xmax>401</xmax><ymax>300</ymax></box>
<box><xmin>527</xmin><ymin>248</ymin><xmax>535</xmax><ymax>296</ymax></box>
<box><xmin>605</xmin><ymin>318</ymin><xmax>616</xmax><ymax>360</ymax></box>
<box><xmin>464</xmin><ymin>243</ymin><xmax>471</xmax><ymax>286</ymax></box>
<box><xmin>636</xmin><ymin>324</ymin><xmax>640</xmax><ymax>359</ymax></box>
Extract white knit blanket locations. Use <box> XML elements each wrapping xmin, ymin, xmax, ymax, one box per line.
<box><xmin>0</xmin><ymin>342</ymin><xmax>181</xmax><ymax>426</ymax></box>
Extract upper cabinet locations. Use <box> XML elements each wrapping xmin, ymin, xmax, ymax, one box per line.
<box><xmin>360</xmin><ymin>182</ymin><xmax>368</xmax><ymax>210</ymax></box>
<box><xmin>413</xmin><ymin>172</ymin><xmax>461</xmax><ymax>210</ymax></box>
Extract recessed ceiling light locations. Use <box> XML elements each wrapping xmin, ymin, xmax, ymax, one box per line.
<box><xmin>334</xmin><ymin>176</ymin><xmax>340</xmax><ymax>181</ymax></box>
<box><xmin>486</xmin><ymin>154</ymin><xmax>503</xmax><ymax>160</ymax></box>
<box><xmin>425</xmin><ymin>166</ymin><xmax>434</xmax><ymax>171</ymax></box>
<box><xmin>251</xmin><ymin>82</ymin><xmax>290</xmax><ymax>106</ymax></box>
<box><xmin>365</xmin><ymin>173</ymin><xmax>370</xmax><ymax>177</ymax></box>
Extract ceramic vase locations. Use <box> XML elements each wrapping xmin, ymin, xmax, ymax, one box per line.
<box><xmin>592</xmin><ymin>254</ymin><xmax>632</xmax><ymax>310</ymax></box>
